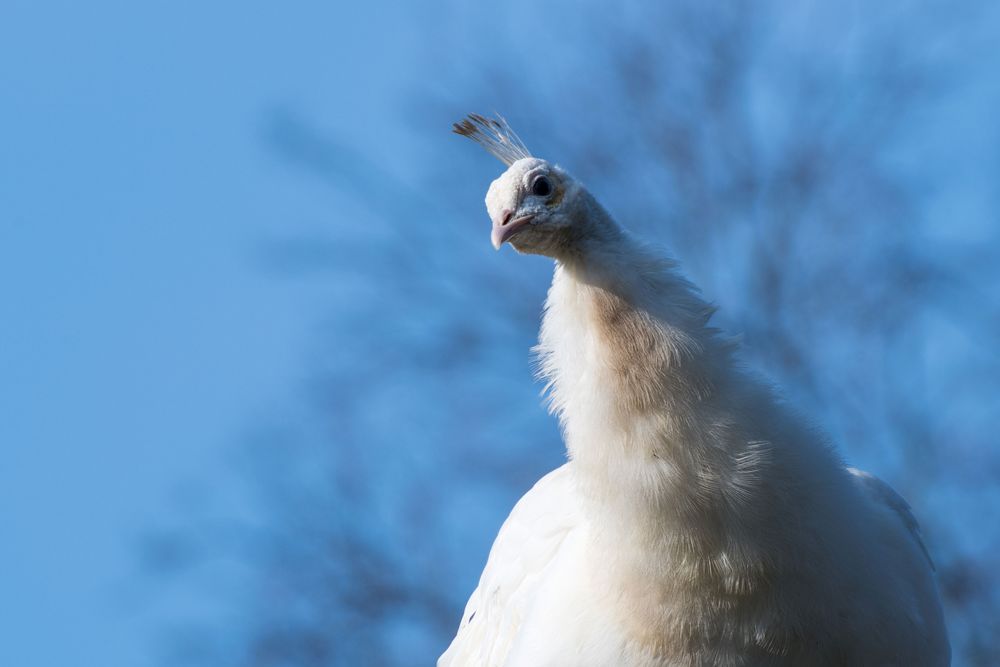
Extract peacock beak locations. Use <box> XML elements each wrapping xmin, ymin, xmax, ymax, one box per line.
<box><xmin>491</xmin><ymin>213</ymin><xmax>535</xmax><ymax>250</ymax></box>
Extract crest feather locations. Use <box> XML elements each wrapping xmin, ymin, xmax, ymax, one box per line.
<box><xmin>452</xmin><ymin>113</ymin><xmax>532</xmax><ymax>166</ymax></box>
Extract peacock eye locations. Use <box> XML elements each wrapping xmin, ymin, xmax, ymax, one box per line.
<box><xmin>531</xmin><ymin>176</ymin><xmax>552</xmax><ymax>198</ymax></box>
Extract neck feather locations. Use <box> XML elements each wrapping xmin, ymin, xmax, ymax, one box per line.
<box><xmin>536</xmin><ymin>209</ymin><xmax>757</xmax><ymax>548</ymax></box>
<box><xmin>532</xmin><ymin>201</ymin><xmax>861</xmax><ymax>657</ymax></box>
<box><xmin>539</xmin><ymin>227</ymin><xmax>729</xmax><ymax>461</ymax></box>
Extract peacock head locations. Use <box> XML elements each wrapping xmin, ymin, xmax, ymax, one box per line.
<box><xmin>453</xmin><ymin>114</ymin><xmax>589</xmax><ymax>258</ymax></box>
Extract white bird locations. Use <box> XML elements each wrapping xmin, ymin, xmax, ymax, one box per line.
<box><xmin>440</xmin><ymin>115</ymin><xmax>949</xmax><ymax>667</ymax></box>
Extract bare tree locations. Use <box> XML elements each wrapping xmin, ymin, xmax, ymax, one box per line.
<box><xmin>152</xmin><ymin>1</ymin><xmax>1000</xmax><ymax>664</ymax></box>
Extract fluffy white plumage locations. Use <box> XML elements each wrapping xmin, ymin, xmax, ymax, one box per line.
<box><xmin>441</xmin><ymin>118</ymin><xmax>949</xmax><ymax>666</ymax></box>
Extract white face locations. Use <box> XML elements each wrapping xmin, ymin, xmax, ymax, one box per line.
<box><xmin>484</xmin><ymin>157</ymin><xmax>574</xmax><ymax>255</ymax></box>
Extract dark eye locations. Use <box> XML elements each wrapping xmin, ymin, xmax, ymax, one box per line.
<box><xmin>531</xmin><ymin>176</ymin><xmax>552</xmax><ymax>197</ymax></box>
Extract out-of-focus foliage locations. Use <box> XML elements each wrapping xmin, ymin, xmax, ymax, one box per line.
<box><xmin>152</xmin><ymin>1</ymin><xmax>1000</xmax><ymax>665</ymax></box>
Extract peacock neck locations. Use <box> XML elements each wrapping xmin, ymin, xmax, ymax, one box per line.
<box><xmin>546</xmin><ymin>235</ymin><xmax>727</xmax><ymax>464</ymax></box>
<box><xmin>539</xmin><ymin>233</ymin><xmax>750</xmax><ymax>576</ymax></box>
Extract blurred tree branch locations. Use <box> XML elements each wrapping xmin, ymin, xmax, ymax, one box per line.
<box><xmin>154</xmin><ymin>1</ymin><xmax>1000</xmax><ymax>664</ymax></box>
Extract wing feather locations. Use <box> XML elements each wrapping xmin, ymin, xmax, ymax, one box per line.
<box><xmin>847</xmin><ymin>467</ymin><xmax>934</xmax><ymax>570</ymax></box>
<box><xmin>439</xmin><ymin>464</ymin><xmax>581</xmax><ymax>667</ymax></box>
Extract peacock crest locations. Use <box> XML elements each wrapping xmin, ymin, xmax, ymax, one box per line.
<box><xmin>452</xmin><ymin>113</ymin><xmax>532</xmax><ymax>166</ymax></box>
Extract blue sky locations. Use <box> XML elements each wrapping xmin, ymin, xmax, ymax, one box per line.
<box><xmin>0</xmin><ymin>2</ymin><xmax>429</xmax><ymax>664</ymax></box>
<box><xmin>2</xmin><ymin>1</ymin><xmax>999</xmax><ymax>665</ymax></box>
